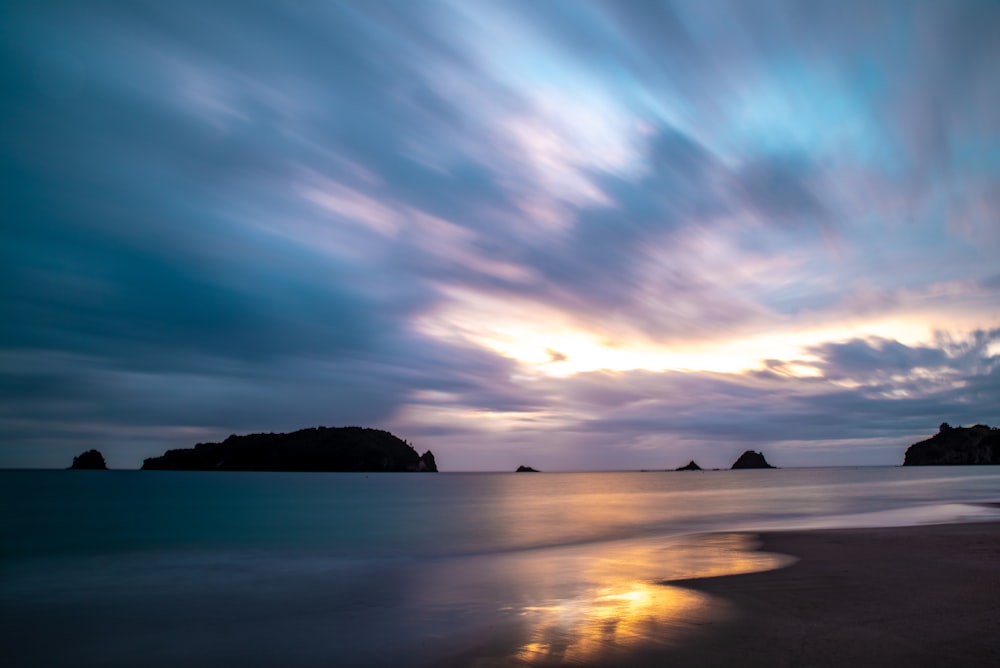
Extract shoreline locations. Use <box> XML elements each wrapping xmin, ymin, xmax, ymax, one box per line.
<box><xmin>656</xmin><ymin>521</ymin><xmax>1000</xmax><ymax>667</ymax></box>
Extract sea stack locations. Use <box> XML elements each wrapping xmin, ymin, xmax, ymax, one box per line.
<box><xmin>731</xmin><ymin>450</ymin><xmax>775</xmax><ymax>469</ymax></box>
<box><xmin>903</xmin><ymin>423</ymin><xmax>1000</xmax><ymax>465</ymax></box>
<box><xmin>69</xmin><ymin>449</ymin><xmax>108</xmax><ymax>470</ymax></box>
<box><xmin>675</xmin><ymin>460</ymin><xmax>702</xmax><ymax>471</ymax></box>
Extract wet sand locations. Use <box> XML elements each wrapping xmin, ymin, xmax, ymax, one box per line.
<box><xmin>661</xmin><ymin>521</ymin><xmax>1000</xmax><ymax>667</ymax></box>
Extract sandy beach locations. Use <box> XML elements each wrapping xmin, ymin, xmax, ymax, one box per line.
<box><xmin>661</xmin><ymin>521</ymin><xmax>1000</xmax><ymax>667</ymax></box>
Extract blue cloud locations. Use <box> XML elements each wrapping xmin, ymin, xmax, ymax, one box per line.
<box><xmin>1</xmin><ymin>0</ymin><xmax>998</xmax><ymax>468</ymax></box>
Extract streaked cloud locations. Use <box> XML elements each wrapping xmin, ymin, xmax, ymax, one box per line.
<box><xmin>1</xmin><ymin>0</ymin><xmax>997</xmax><ymax>468</ymax></box>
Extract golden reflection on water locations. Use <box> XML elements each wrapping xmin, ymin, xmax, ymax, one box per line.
<box><xmin>512</xmin><ymin>581</ymin><xmax>708</xmax><ymax>665</ymax></box>
<box><xmin>494</xmin><ymin>533</ymin><xmax>791</xmax><ymax>666</ymax></box>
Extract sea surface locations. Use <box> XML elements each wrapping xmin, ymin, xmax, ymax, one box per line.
<box><xmin>2</xmin><ymin>467</ymin><xmax>999</xmax><ymax>667</ymax></box>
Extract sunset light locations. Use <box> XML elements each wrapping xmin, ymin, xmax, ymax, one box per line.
<box><xmin>4</xmin><ymin>4</ymin><xmax>998</xmax><ymax>667</ymax></box>
<box><xmin>1</xmin><ymin>0</ymin><xmax>996</xmax><ymax>472</ymax></box>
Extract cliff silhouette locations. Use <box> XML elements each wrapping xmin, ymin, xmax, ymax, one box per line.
<box><xmin>141</xmin><ymin>427</ymin><xmax>437</xmax><ymax>472</ymax></box>
<box><xmin>903</xmin><ymin>423</ymin><xmax>1000</xmax><ymax>465</ymax></box>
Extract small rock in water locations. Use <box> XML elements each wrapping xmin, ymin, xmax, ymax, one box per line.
<box><xmin>731</xmin><ymin>450</ymin><xmax>774</xmax><ymax>469</ymax></box>
<box><xmin>69</xmin><ymin>449</ymin><xmax>108</xmax><ymax>470</ymax></box>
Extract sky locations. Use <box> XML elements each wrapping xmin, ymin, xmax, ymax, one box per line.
<box><xmin>1</xmin><ymin>0</ymin><xmax>998</xmax><ymax>470</ymax></box>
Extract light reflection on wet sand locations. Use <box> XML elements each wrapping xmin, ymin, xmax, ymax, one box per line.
<box><xmin>432</xmin><ymin>533</ymin><xmax>792</xmax><ymax>667</ymax></box>
<box><xmin>1</xmin><ymin>531</ymin><xmax>793</xmax><ymax>668</ymax></box>
<box><xmin>510</xmin><ymin>582</ymin><xmax>712</xmax><ymax>665</ymax></box>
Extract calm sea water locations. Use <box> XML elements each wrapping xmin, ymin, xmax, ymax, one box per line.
<box><xmin>2</xmin><ymin>467</ymin><xmax>999</xmax><ymax>667</ymax></box>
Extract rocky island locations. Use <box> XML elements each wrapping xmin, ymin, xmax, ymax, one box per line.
<box><xmin>69</xmin><ymin>449</ymin><xmax>107</xmax><ymax>470</ymax></box>
<box><xmin>903</xmin><ymin>423</ymin><xmax>1000</xmax><ymax>465</ymax></box>
<box><xmin>731</xmin><ymin>450</ymin><xmax>775</xmax><ymax>469</ymax></box>
<box><xmin>141</xmin><ymin>426</ymin><xmax>437</xmax><ymax>472</ymax></box>
<box><xmin>675</xmin><ymin>460</ymin><xmax>703</xmax><ymax>471</ymax></box>
<box><xmin>515</xmin><ymin>465</ymin><xmax>540</xmax><ymax>472</ymax></box>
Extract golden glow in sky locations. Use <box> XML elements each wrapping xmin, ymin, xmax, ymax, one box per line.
<box><xmin>3</xmin><ymin>0</ymin><xmax>998</xmax><ymax>470</ymax></box>
<box><xmin>418</xmin><ymin>286</ymin><xmax>979</xmax><ymax>378</ymax></box>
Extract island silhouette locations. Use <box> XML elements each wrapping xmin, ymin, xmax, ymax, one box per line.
<box><xmin>141</xmin><ymin>426</ymin><xmax>437</xmax><ymax>472</ymax></box>
<box><xmin>64</xmin><ymin>423</ymin><xmax>1000</xmax><ymax>471</ymax></box>
<box><xmin>904</xmin><ymin>423</ymin><xmax>1000</xmax><ymax>465</ymax></box>
<box><xmin>68</xmin><ymin>449</ymin><xmax>107</xmax><ymax>470</ymax></box>
<box><xmin>731</xmin><ymin>450</ymin><xmax>775</xmax><ymax>469</ymax></box>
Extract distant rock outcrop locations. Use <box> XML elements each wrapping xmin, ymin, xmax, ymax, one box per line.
<box><xmin>69</xmin><ymin>449</ymin><xmax>107</xmax><ymax>470</ymax></box>
<box><xmin>418</xmin><ymin>449</ymin><xmax>437</xmax><ymax>472</ymax></box>
<box><xmin>141</xmin><ymin>427</ymin><xmax>437</xmax><ymax>472</ymax></box>
<box><xmin>731</xmin><ymin>450</ymin><xmax>775</xmax><ymax>469</ymax></box>
<box><xmin>675</xmin><ymin>460</ymin><xmax>702</xmax><ymax>471</ymax></box>
<box><xmin>903</xmin><ymin>423</ymin><xmax>1000</xmax><ymax>466</ymax></box>
<box><xmin>516</xmin><ymin>465</ymin><xmax>540</xmax><ymax>472</ymax></box>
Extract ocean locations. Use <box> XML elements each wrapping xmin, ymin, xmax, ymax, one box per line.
<box><xmin>2</xmin><ymin>467</ymin><xmax>999</xmax><ymax>667</ymax></box>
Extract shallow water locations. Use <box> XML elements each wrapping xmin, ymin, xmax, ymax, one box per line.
<box><xmin>2</xmin><ymin>467</ymin><xmax>999</xmax><ymax>666</ymax></box>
